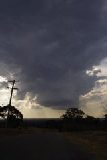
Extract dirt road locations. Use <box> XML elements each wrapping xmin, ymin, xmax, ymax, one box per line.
<box><xmin>0</xmin><ymin>131</ymin><xmax>95</xmax><ymax>160</ymax></box>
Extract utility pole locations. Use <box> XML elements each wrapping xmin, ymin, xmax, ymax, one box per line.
<box><xmin>6</xmin><ymin>80</ymin><xmax>19</xmax><ymax>128</ymax></box>
<box><xmin>7</xmin><ymin>80</ymin><xmax>18</xmax><ymax>106</ymax></box>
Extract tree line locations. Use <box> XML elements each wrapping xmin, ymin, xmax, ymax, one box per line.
<box><xmin>59</xmin><ymin>108</ymin><xmax>107</xmax><ymax>131</ymax></box>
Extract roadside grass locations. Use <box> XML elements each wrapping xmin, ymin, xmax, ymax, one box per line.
<box><xmin>64</xmin><ymin>131</ymin><xmax>107</xmax><ymax>160</ymax></box>
<box><xmin>0</xmin><ymin>128</ymin><xmax>107</xmax><ymax>159</ymax></box>
<box><xmin>0</xmin><ymin>127</ymin><xmax>58</xmax><ymax>136</ymax></box>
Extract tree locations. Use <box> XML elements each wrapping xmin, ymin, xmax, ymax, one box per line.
<box><xmin>61</xmin><ymin>108</ymin><xmax>85</xmax><ymax>120</ymax></box>
<box><xmin>105</xmin><ymin>114</ymin><xmax>107</xmax><ymax>119</ymax></box>
<box><xmin>0</xmin><ymin>105</ymin><xmax>23</xmax><ymax>127</ymax></box>
<box><xmin>0</xmin><ymin>80</ymin><xmax>23</xmax><ymax>128</ymax></box>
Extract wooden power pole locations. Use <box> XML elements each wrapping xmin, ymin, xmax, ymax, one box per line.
<box><xmin>7</xmin><ymin>80</ymin><xmax>18</xmax><ymax>106</ymax></box>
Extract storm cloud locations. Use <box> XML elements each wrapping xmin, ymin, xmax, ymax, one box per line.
<box><xmin>0</xmin><ymin>0</ymin><xmax>107</xmax><ymax>109</ymax></box>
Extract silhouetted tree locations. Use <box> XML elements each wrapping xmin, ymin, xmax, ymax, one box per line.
<box><xmin>61</xmin><ymin>108</ymin><xmax>85</xmax><ymax>120</ymax></box>
<box><xmin>105</xmin><ymin>114</ymin><xmax>107</xmax><ymax>120</ymax></box>
<box><xmin>0</xmin><ymin>80</ymin><xmax>23</xmax><ymax>128</ymax></box>
<box><xmin>60</xmin><ymin>108</ymin><xmax>107</xmax><ymax>131</ymax></box>
<box><xmin>0</xmin><ymin>105</ymin><xmax>23</xmax><ymax>127</ymax></box>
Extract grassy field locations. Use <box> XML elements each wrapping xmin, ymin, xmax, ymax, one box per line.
<box><xmin>0</xmin><ymin>128</ymin><xmax>107</xmax><ymax>159</ymax></box>
<box><xmin>0</xmin><ymin>127</ymin><xmax>58</xmax><ymax>136</ymax></box>
<box><xmin>64</xmin><ymin>131</ymin><xmax>107</xmax><ymax>160</ymax></box>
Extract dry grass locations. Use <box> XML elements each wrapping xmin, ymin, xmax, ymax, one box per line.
<box><xmin>64</xmin><ymin>131</ymin><xmax>107</xmax><ymax>160</ymax></box>
<box><xmin>0</xmin><ymin>127</ymin><xmax>58</xmax><ymax>136</ymax></box>
<box><xmin>0</xmin><ymin>128</ymin><xmax>107</xmax><ymax>159</ymax></box>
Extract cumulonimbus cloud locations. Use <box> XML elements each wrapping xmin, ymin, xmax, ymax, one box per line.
<box><xmin>0</xmin><ymin>0</ymin><xmax>106</xmax><ymax>112</ymax></box>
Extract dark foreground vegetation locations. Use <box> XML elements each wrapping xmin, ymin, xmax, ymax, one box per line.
<box><xmin>0</xmin><ymin>104</ymin><xmax>23</xmax><ymax>128</ymax></box>
<box><xmin>0</xmin><ymin>108</ymin><xmax>107</xmax><ymax>159</ymax></box>
<box><xmin>23</xmin><ymin>108</ymin><xmax>107</xmax><ymax>132</ymax></box>
<box><xmin>65</xmin><ymin>131</ymin><xmax>107</xmax><ymax>160</ymax></box>
<box><xmin>59</xmin><ymin>108</ymin><xmax>107</xmax><ymax>131</ymax></box>
<box><xmin>0</xmin><ymin>108</ymin><xmax>107</xmax><ymax>132</ymax></box>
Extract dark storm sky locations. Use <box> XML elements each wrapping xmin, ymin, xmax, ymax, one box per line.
<box><xmin>0</xmin><ymin>0</ymin><xmax>107</xmax><ymax>109</ymax></box>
